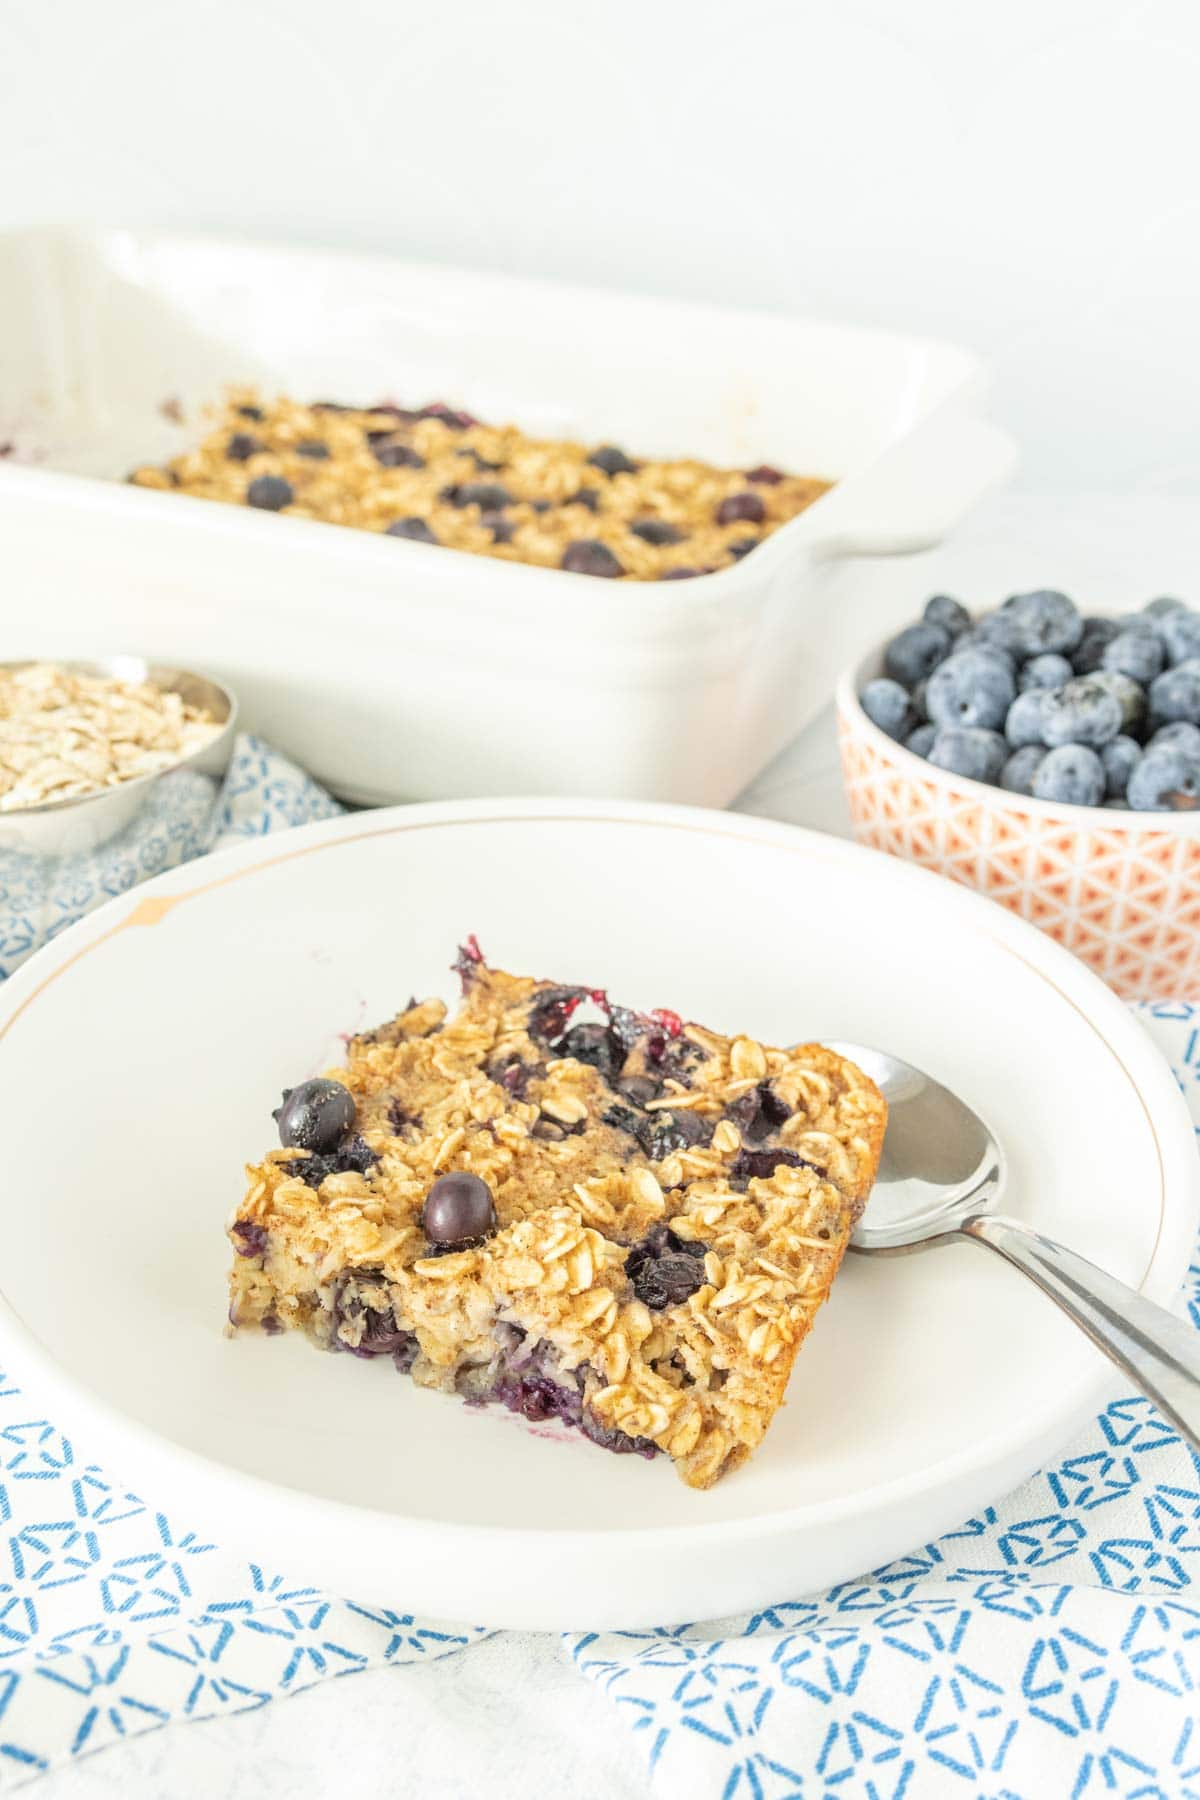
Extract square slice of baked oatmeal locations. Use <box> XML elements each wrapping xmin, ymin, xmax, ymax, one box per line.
<box><xmin>228</xmin><ymin>942</ymin><xmax>886</xmax><ymax>1488</ymax></box>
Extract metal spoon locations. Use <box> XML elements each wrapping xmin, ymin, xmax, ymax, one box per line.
<box><xmin>825</xmin><ymin>1041</ymin><xmax>1200</xmax><ymax>1452</ymax></box>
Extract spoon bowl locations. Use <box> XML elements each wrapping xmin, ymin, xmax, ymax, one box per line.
<box><xmin>822</xmin><ymin>1041</ymin><xmax>1006</xmax><ymax>1253</ymax></box>
<box><xmin>828</xmin><ymin>1039</ymin><xmax>1200</xmax><ymax>1454</ymax></box>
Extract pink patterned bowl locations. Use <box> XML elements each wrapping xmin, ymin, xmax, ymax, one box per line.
<box><xmin>837</xmin><ymin>644</ymin><xmax>1200</xmax><ymax>1001</ymax></box>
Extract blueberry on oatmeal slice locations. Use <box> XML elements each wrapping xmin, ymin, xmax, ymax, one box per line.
<box><xmin>422</xmin><ymin>1172</ymin><xmax>498</xmax><ymax>1247</ymax></box>
<box><xmin>626</xmin><ymin>1227</ymin><xmax>708</xmax><ymax>1310</ymax></box>
<box><xmin>274</xmin><ymin>1078</ymin><xmax>357</xmax><ymax>1151</ymax></box>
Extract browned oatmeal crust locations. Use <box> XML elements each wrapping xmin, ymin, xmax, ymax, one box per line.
<box><xmin>131</xmin><ymin>390</ymin><xmax>831</xmax><ymax>581</ymax></box>
<box><xmin>227</xmin><ymin>945</ymin><xmax>885</xmax><ymax>1488</ymax></box>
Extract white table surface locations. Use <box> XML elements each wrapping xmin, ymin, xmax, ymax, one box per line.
<box><xmin>36</xmin><ymin>491</ymin><xmax>1200</xmax><ymax>1799</ymax></box>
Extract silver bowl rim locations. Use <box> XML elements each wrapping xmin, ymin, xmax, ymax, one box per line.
<box><xmin>0</xmin><ymin>656</ymin><xmax>239</xmax><ymax>820</ymax></box>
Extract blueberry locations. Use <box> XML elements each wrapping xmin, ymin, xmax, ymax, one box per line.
<box><xmin>422</xmin><ymin>1171</ymin><xmax>497</xmax><ymax>1245</ymax></box>
<box><xmin>1089</xmin><ymin>669</ymin><xmax>1146</xmax><ymax>731</ymax></box>
<box><xmin>1071</xmin><ymin>617</ymin><xmax>1122</xmax><ymax>674</ymax></box>
<box><xmin>443</xmin><ymin>481</ymin><xmax>513</xmax><ymax>510</ymax></box>
<box><xmin>1150</xmin><ymin>659</ymin><xmax>1200</xmax><ymax>725</ymax></box>
<box><xmin>923</xmin><ymin>594</ymin><xmax>971</xmax><ymax>637</ymax></box>
<box><xmin>729</xmin><ymin>537</ymin><xmax>758</xmax><ymax>560</ymax></box>
<box><xmin>488</xmin><ymin>1056</ymin><xmax>539</xmax><ymax>1101</ymax></box>
<box><xmin>288</xmin><ymin>1133</ymin><xmax>379</xmax><ymax>1189</ymax></box>
<box><xmin>927</xmin><ymin>726</ymin><xmax>1007</xmax><ymax>784</ymax></box>
<box><xmin>884</xmin><ymin>622</ymin><xmax>952</xmax><ymax>688</ymax></box>
<box><xmin>906</xmin><ymin>723</ymin><xmax>936</xmax><ymax>757</ymax></box>
<box><xmin>296</xmin><ymin>439</ymin><xmax>331</xmax><ymax>460</ymax></box>
<box><xmin>526</xmin><ymin>983</ymin><xmax>595</xmax><ymax>1044</ymax></box>
<box><xmin>999</xmin><ymin>745</ymin><xmax>1046</xmax><ymax>795</ymax></box>
<box><xmin>725</xmin><ymin>1083</ymin><xmax>791</xmax><ymax>1144</ymax></box>
<box><xmin>274</xmin><ymin>1078</ymin><xmax>356</xmax><ymax>1152</ymax></box>
<box><xmin>618</xmin><ymin>1074</ymin><xmax>661</xmax><ymax>1107</ymax></box>
<box><xmin>602</xmin><ymin>1102</ymin><xmax>644</xmax><ymax>1142</ymax></box>
<box><xmin>926</xmin><ymin>650</ymin><xmax>1016</xmax><ymax>731</ymax></box>
<box><xmin>639</xmin><ymin>1109</ymin><xmax>711</xmax><ymax>1161</ymax></box>
<box><xmin>1127</xmin><ymin>743</ymin><xmax>1200</xmax><ymax>811</ymax></box>
<box><xmin>386</xmin><ymin>517</ymin><xmax>438</xmax><ymax>543</ymax></box>
<box><xmin>1161</xmin><ymin>612</ymin><xmax>1200</xmax><ymax>666</ymax></box>
<box><xmin>1004</xmin><ymin>689</ymin><xmax>1050</xmax><ymax>748</ymax></box>
<box><xmin>971</xmin><ymin>613</ymin><xmax>1025</xmax><ymax>657</ymax></box>
<box><xmin>588</xmin><ymin>445</ymin><xmax>639</xmax><ymax>476</ymax></box>
<box><xmin>659</xmin><ymin>567</ymin><xmax>702</xmax><ymax>580</ymax></box>
<box><xmin>860</xmin><ymin>677</ymin><xmax>915</xmax><ymax>741</ymax></box>
<box><xmin>559</xmin><ymin>1021</ymin><xmax>622</xmax><ymax>1083</ymax></box>
<box><xmin>715</xmin><ymin>492</ymin><xmax>766</xmax><ymax>528</ymax></box>
<box><xmin>231</xmin><ymin>1219</ymin><xmax>268</xmax><ymax>1258</ymax></box>
<box><xmin>1032</xmin><ymin>745</ymin><xmax>1105</xmax><ymax>807</ymax></box>
<box><xmin>1144</xmin><ymin>596</ymin><xmax>1186</xmax><ymax>620</ymax></box>
<box><xmin>226</xmin><ymin>432</ymin><xmax>262</xmax><ymax>461</ymax></box>
<box><xmin>344</xmin><ymin>1298</ymin><xmax>415</xmax><ymax>1361</ymax></box>
<box><xmin>1101</xmin><ymin>735</ymin><xmax>1142</xmax><ymax>798</ymax></box>
<box><xmin>562</xmin><ymin>539</ymin><xmax>623</xmax><ymax>578</ymax></box>
<box><xmin>1102</xmin><ymin>628</ymin><xmax>1164</xmax><ymax>685</ymax></box>
<box><xmin>630</xmin><ymin>518</ymin><xmax>685</xmax><ymax>546</ymax></box>
<box><xmin>373</xmin><ymin>441</ymin><xmax>425</xmax><ymax>469</ymax></box>
<box><xmin>1150</xmin><ymin>721</ymin><xmax>1200</xmax><ymax>756</ymax></box>
<box><xmin>910</xmin><ymin>677</ymin><xmax>929</xmax><ymax>720</ymax></box>
<box><xmin>729</xmin><ymin>1147</ymin><xmax>808</xmax><ymax>1188</ymax></box>
<box><xmin>626</xmin><ymin>1226</ymin><xmax>707</xmax><ymax>1310</ymax></box>
<box><xmin>457</xmin><ymin>447</ymin><xmax>504</xmax><ymax>472</ymax></box>
<box><xmin>1041</xmin><ymin>678</ymin><xmax>1123</xmax><ymax>748</ymax></box>
<box><xmin>955</xmin><ymin>629</ymin><xmax>1017</xmax><ymax>672</ymax></box>
<box><xmin>418</xmin><ymin>402</ymin><xmax>476</xmax><ymax>429</ymax></box>
<box><xmin>480</xmin><ymin>509</ymin><xmax>513</xmax><ymax>544</ymax></box>
<box><xmin>237</xmin><ymin>403</ymin><xmax>265</xmax><ymax>421</ymax></box>
<box><xmin>1019</xmin><ymin>653</ymin><xmax>1074</xmax><ymax>692</ymax></box>
<box><xmin>568</xmin><ymin>487</ymin><xmax>600</xmax><ymax>512</ymax></box>
<box><xmin>246</xmin><ymin>474</ymin><xmax>294</xmax><ymax>511</ymax></box>
<box><xmin>745</xmin><ymin>464</ymin><xmax>784</xmax><ymax>485</ymax></box>
<box><xmin>996</xmin><ymin>589</ymin><xmax>1084</xmax><ymax>657</ymax></box>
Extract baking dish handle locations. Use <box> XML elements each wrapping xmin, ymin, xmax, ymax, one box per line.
<box><xmin>807</xmin><ymin>417</ymin><xmax>1017</xmax><ymax>562</ymax></box>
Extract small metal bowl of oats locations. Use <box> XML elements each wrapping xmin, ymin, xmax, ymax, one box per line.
<box><xmin>0</xmin><ymin>658</ymin><xmax>237</xmax><ymax>857</ymax></box>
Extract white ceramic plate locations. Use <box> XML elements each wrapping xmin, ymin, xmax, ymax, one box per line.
<box><xmin>0</xmin><ymin>801</ymin><xmax>1194</xmax><ymax>1630</ymax></box>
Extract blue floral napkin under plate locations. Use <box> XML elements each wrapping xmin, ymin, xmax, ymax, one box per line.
<box><xmin>0</xmin><ymin>736</ymin><xmax>342</xmax><ymax>982</ymax></box>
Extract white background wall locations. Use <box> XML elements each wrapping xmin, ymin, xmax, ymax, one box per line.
<box><xmin>3</xmin><ymin>0</ymin><xmax>1199</xmax><ymax>493</ymax></box>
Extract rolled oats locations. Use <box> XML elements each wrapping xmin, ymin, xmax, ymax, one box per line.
<box><xmin>0</xmin><ymin>662</ymin><xmax>220</xmax><ymax>812</ymax></box>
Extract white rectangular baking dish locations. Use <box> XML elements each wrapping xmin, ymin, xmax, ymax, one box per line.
<box><xmin>0</xmin><ymin>227</ymin><xmax>1015</xmax><ymax>805</ymax></box>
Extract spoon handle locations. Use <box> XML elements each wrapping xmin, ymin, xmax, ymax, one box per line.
<box><xmin>961</xmin><ymin>1211</ymin><xmax>1200</xmax><ymax>1450</ymax></box>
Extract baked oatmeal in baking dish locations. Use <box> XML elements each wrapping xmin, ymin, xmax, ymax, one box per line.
<box><xmin>131</xmin><ymin>392</ymin><xmax>831</xmax><ymax>580</ymax></box>
<box><xmin>227</xmin><ymin>942</ymin><xmax>885</xmax><ymax>1488</ymax></box>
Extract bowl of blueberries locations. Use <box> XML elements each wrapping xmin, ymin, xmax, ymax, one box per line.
<box><xmin>837</xmin><ymin>589</ymin><xmax>1200</xmax><ymax>1001</ymax></box>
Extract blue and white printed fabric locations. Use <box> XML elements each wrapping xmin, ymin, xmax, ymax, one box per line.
<box><xmin>0</xmin><ymin>752</ymin><xmax>1199</xmax><ymax>1794</ymax></box>
<box><xmin>0</xmin><ymin>736</ymin><xmax>342</xmax><ymax>982</ymax></box>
